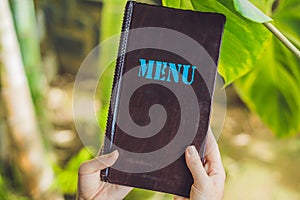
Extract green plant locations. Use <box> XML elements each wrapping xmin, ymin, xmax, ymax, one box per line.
<box><xmin>235</xmin><ymin>0</ymin><xmax>300</xmax><ymax>136</ymax></box>
<box><xmin>0</xmin><ymin>173</ymin><xmax>30</xmax><ymax>200</ymax></box>
<box><xmin>53</xmin><ymin>147</ymin><xmax>94</xmax><ymax>194</ymax></box>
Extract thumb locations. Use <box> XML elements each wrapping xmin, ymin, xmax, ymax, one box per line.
<box><xmin>79</xmin><ymin>150</ymin><xmax>119</xmax><ymax>175</ymax></box>
<box><xmin>185</xmin><ymin>146</ymin><xmax>208</xmax><ymax>185</ymax></box>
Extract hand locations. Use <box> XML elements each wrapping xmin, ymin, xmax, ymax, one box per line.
<box><xmin>175</xmin><ymin>131</ymin><xmax>226</xmax><ymax>200</ymax></box>
<box><xmin>77</xmin><ymin>150</ymin><xmax>132</xmax><ymax>200</ymax></box>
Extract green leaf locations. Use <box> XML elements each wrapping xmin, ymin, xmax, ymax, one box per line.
<box><xmin>162</xmin><ymin>0</ymin><xmax>272</xmax><ymax>84</ymax></box>
<box><xmin>235</xmin><ymin>0</ymin><xmax>300</xmax><ymax>136</ymax></box>
<box><xmin>53</xmin><ymin>147</ymin><xmax>94</xmax><ymax>194</ymax></box>
<box><xmin>272</xmin><ymin>0</ymin><xmax>300</xmax><ymax>48</ymax></box>
<box><xmin>124</xmin><ymin>188</ymin><xmax>156</xmax><ymax>200</ymax></box>
<box><xmin>162</xmin><ymin>0</ymin><xmax>193</xmax><ymax>9</ymax></box>
<box><xmin>246</xmin><ymin>0</ymin><xmax>276</xmax><ymax>16</ymax></box>
<box><xmin>233</xmin><ymin>0</ymin><xmax>273</xmax><ymax>23</ymax></box>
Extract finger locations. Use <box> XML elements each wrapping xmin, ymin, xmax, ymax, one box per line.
<box><xmin>204</xmin><ymin>144</ymin><xmax>226</xmax><ymax>182</ymax></box>
<box><xmin>185</xmin><ymin>146</ymin><xmax>208</xmax><ymax>185</ymax></box>
<box><xmin>203</xmin><ymin>128</ymin><xmax>223</xmax><ymax>171</ymax></box>
<box><xmin>173</xmin><ymin>195</ymin><xmax>189</xmax><ymax>200</ymax></box>
<box><xmin>206</xmin><ymin>143</ymin><xmax>222</xmax><ymax>164</ymax></box>
<box><xmin>79</xmin><ymin>150</ymin><xmax>119</xmax><ymax>175</ymax></box>
<box><xmin>204</xmin><ymin>127</ymin><xmax>218</xmax><ymax>157</ymax></box>
<box><xmin>205</xmin><ymin>142</ymin><xmax>223</xmax><ymax>172</ymax></box>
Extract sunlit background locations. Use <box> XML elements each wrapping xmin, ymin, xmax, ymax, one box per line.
<box><xmin>0</xmin><ymin>0</ymin><xmax>299</xmax><ymax>199</ymax></box>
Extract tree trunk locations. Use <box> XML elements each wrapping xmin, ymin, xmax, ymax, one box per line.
<box><xmin>0</xmin><ymin>0</ymin><xmax>59</xmax><ymax>198</ymax></box>
<box><xmin>9</xmin><ymin>0</ymin><xmax>52</xmax><ymax>141</ymax></box>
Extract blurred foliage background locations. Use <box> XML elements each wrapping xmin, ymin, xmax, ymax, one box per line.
<box><xmin>0</xmin><ymin>0</ymin><xmax>299</xmax><ymax>199</ymax></box>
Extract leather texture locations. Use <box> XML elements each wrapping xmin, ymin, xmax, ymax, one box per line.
<box><xmin>101</xmin><ymin>1</ymin><xmax>226</xmax><ymax>197</ymax></box>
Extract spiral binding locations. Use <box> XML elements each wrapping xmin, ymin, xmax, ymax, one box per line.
<box><xmin>101</xmin><ymin>0</ymin><xmax>135</xmax><ymax>180</ymax></box>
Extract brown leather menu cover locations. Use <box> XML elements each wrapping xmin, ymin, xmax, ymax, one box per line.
<box><xmin>100</xmin><ymin>1</ymin><xmax>225</xmax><ymax>197</ymax></box>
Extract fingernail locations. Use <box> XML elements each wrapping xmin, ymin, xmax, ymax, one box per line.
<box><xmin>187</xmin><ymin>145</ymin><xmax>197</xmax><ymax>156</ymax></box>
<box><xmin>108</xmin><ymin>150</ymin><xmax>118</xmax><ymax>158</ymax></box>
<box><xmin>112</xmin><ymin>150</ymin><xmax>119</xmax><ymax>156</ymax></box>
